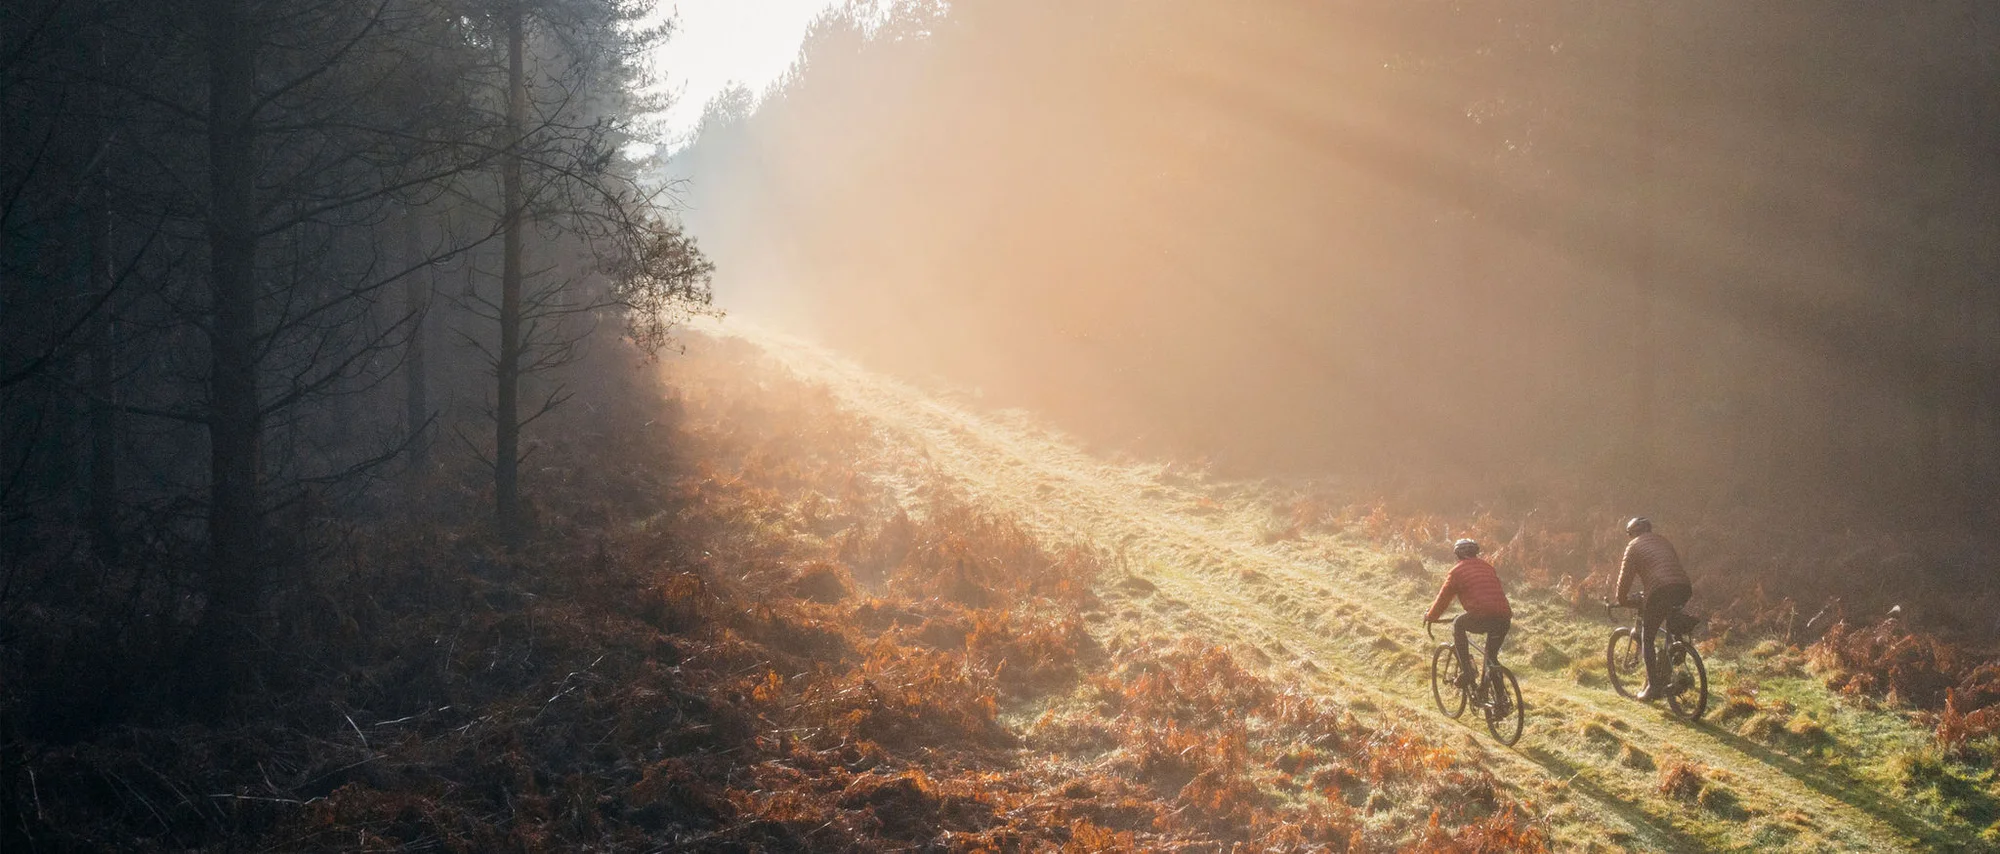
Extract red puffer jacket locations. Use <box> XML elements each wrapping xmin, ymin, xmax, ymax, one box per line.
<box><xmin>1425</xmin><ymin>557</ymin><xmax>1512</xmax><ymax>620</ymax></box>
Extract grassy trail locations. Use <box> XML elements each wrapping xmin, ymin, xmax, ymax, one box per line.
<box><xmin>724</xmin><ymin>321</ymin><xmax>1963</xmax><ymax>853</ymax></box>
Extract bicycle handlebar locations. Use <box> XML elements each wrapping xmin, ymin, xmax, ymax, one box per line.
<box><xmin>1603</xmin><ymin>595</ymin><xmax>1646</xmax><ymax>626</ymax></box>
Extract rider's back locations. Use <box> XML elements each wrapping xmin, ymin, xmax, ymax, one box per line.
<box><xmin>1620</xmin><ymin>532</ymin><xmax>1689</xmax><ymax>590</ymax></box>
<box><xmin>1433</xmin><ymin>557</ymin><xmax>1512</xmax><ymax>618</ymax></box>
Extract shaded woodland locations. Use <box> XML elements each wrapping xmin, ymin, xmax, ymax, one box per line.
<box><xmin>1</xmin><ymin>0</ymin><xmax>711</xmax><ymax>733</ymax></box>
<box><xmin>674</xmin><ymin>1</ymin><xmax>2000</xmax><ymax>522</ymax></box>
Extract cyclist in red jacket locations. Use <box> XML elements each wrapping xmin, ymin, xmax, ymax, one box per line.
<box><xmin>1424</xmin><ymin>538</ymin><xmax>1513</xmax><ymax>685</ymax></box>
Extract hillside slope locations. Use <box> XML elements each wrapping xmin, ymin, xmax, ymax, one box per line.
<box><xmin>729</xmin><ymin>320</ymin><xmax>1989</xmax><ymax>853</ymax></box>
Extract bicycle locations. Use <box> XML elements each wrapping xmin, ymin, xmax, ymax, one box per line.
<box><xmin>1427</xmin><ymin>619</ymin><xmax>1525</xmax><ymax>745</ymax></box>
<box><xmin>1603</xmin><ymin>595</ymin><xmax>1709</xmax><ymax>720</ymax></box>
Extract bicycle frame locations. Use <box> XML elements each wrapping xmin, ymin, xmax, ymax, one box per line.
<box><xmin>1604</xmin><ymin>596</ymin><xmax>1694</xmax><ymax>654</ymax></box>
<box><xmin>1602</xmin><ymin>595</ymin><xmax>1709</xmax><ymax>719</ymax></box>
<box><xmin>1426</xmin><ymin>619</ymin><xmax>1496</xmax><ymax>685</ymax></box>
<box><xmin>1427</xmin><ymin>617</ymin><xmax>1524</xmax><ymax>744</ymax></box>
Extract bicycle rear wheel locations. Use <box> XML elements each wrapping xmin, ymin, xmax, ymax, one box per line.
<box><xmin>1606</xmin><ymin>628</ymin><xmax>1644</xmax><ymax>698</ymax></box>
<box><xmin>1431</xmin><ymin>645</ymin><xmax>1467</xmax><ymax>718</ymax></box>
<box><xmin>1485</xmin><ymin>666</ymin><xmax>1525</xmax><ymax>746</ymax></box>
<box><xmin>1664</xmin><ymin>640</ymin><xmax>1709</xmax><ymax>720</ymax></box>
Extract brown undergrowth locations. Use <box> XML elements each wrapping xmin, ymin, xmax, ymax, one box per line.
<box><xmin>3</xmin><ymin>336</ymin><xmax>1547</xmax><ymax>852</ymax></box>
<box><xmin>1025</xmin><ymin>639</ymin><xmax>1546</xmax><ymax>851</ymax></box>
<box><xmin>1809</xmin><ymin>621</ymin><xmax>2000</xmax><ymax>755</ymax></box>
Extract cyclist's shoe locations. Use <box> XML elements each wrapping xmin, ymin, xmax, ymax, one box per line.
<box><xmin>1490</xmin><ymin>687</ymin><xmax>1513</xmax><ymax>718</ymax></box>
<box><xmin>1635</xmin><ymin>682</ymin><xmax>1659</xmax><ymax>702</ymax></box>
<box><xmin>1456</xmin><ymin>665</ymin><xmax>1478</xmax><ymax>690</ymax></box>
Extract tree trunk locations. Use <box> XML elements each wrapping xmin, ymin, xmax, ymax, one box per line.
<box><xmin>195</xmin><ymin>0</ymin><xmax>262</xmax><ymax>703</ymax></box>
<box><xmin>1628</xmin><ymin>8</ymin><xmax>1659</xmax><ymax>494</ymax></box>
<box><xmin>402</xmin><ymin>207</ymin><xmax>430</xmax><ymax>476</ymax></box>
<box><xmin>1972</xmin><ymin>2</ymin><xmax>2000</xmax><ymax>508</ymax></box>
<box><xmin>495</xmin><ymin>1</ymin><xmax>525</xmax><ymax>547</ymax></box>
<box><xmin>87</xmin><ymin>146</ymin><xmax>118</xmax><ymax>561</ymax></box>
<box><xmin>87</xmin><ymin>21</ymin><xmax>118</xmax><ymax>562</ymax></box>
<box><xmin>1909</xmin><ymin>208</ymin><xmax>1966</xmax><ymax>510</ymax></box>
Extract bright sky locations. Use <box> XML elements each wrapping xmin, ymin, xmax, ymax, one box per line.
<box><xmin>647</xmin><ymin>0</ymin><xmax>843</xmax><ymax>150</ymax></box>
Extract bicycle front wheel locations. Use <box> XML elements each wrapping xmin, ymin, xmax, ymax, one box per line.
<box><xmin>1486</xmin><ymin>666</ymin><xmax>1525</xmax><ymax>746</ymax></box>
<box><xmin>1605</xmin><ymin>628</ymin><xmax>1644</xmax><ymax>699</ymax></box>
<box><xmin>1431</xmin><ymin>645</ymin><xmax>1467</xmax><ymax>718</ymax></box>
<box><xmin>1665</xmin><ymin>640</ymin><xmax>1709</xmax><ymax>720</ymax></box>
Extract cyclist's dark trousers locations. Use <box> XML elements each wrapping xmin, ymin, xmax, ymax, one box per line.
<box><xmin>1454</xmin><ymin>613</ymin><xmax>1510</xmax><ymax>673</ymax></box>
<box><xmin>1641</xmin><ymin>582</ymin><xmax>1694</xmax><ymax>687</ymax></box>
